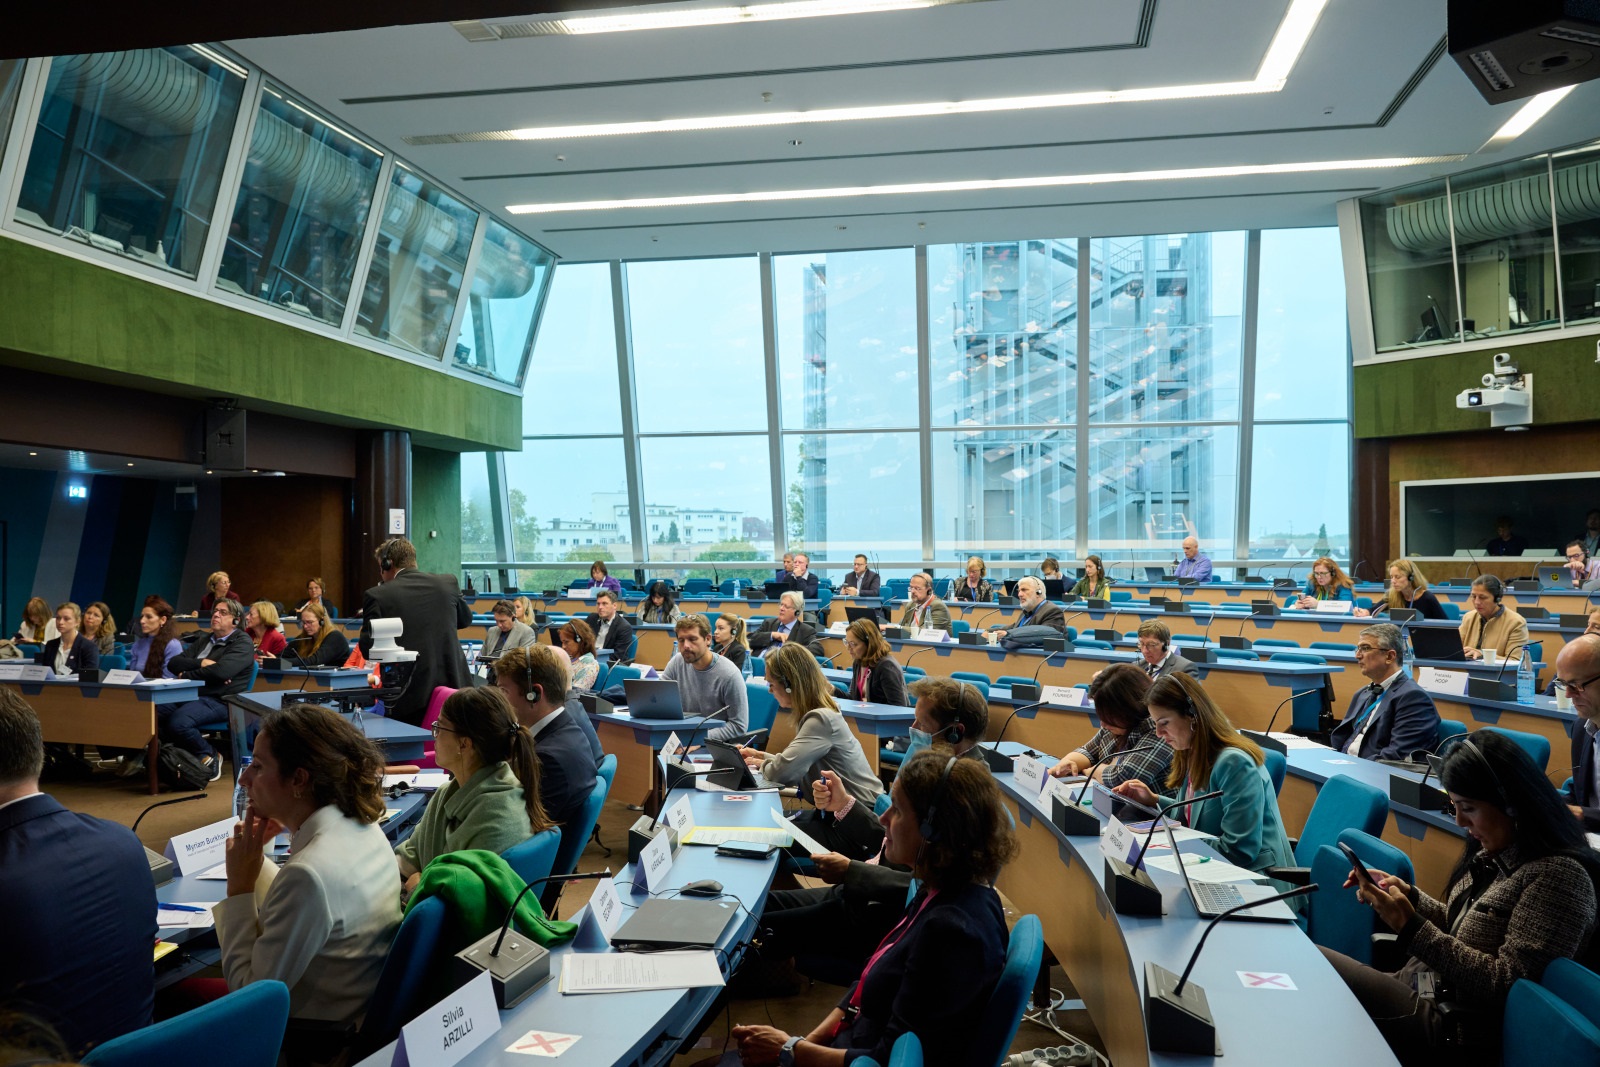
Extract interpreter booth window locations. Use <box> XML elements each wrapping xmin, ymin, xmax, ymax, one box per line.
<box><xmin>775</xmin><ymin>248</ymin><xmax>917</xmax><ymax>431</ymax></box>
<box><xmin>1255</xmin><ymin>227</ymin><xmax>1349</xmax><ymax>421</ymax></box>
<box><xmin>927</xmin><ymin>240</ymin><xmax>1079</xmax><ymax>428</ymax></box>
<box><xmin>1087</xmin><ymin>426</ymin><xmax>1238</xmax><ymax>568</ymax></box>
<box><xmin>14</xmin><ymin>46</ymin><xmax>247</xmax><ymax>278</ymax></box>
<box><xmin>1359</xmin><ymin>177</ymin><xmax>1462</xmax><ymax>352</ymax></box>
<box><xmin>637</xmin><ymin>436</ymin><xmax>774</xmax><ymax>570</ymax></box>
<box><xmin>781</xmin><ymin>432</ymin><xmax>922</xmax><ymax>562</ymax></box>
<box><xmin>627</xmin><ymin>257</ymin><xmax>767</xmax><ymax>432</ymax></box>
<box><xmin>1248</xmin><ymin>424</ymin><xmax>1350</xmax><ymax>562</ymax></box>
<box><xmin>1552</xmin><ymin>140</ymin><xmax>1600</xmax><ymax>328</ymax></box>
<box><xmin>931</xmin><ymin>431</ymin><xmax>1076</xmax><ymax>569</ymax></box>
<box><xmin>1451</xmin><ymin>158</ymin><xmax>1560</xmax><ymax>341</ymax></box>
<box><xmin>215</xmin><ymin>83</ymin><xmax>383</xmax><ymax>327</ymax></box>
<box><xmin>355</xmin><ymin>163</ymin><xmax>478</xmax><ymax>358</ymax></box>
<box><xmin>504</xmin><ymin>440</ymin><xmax>638</xmax><ymax>589</ymax></box>
<box><xmin>0</xmin><ymin>60</ymin><xmax>23</xmax><ymax>155</ymax></box>
<box><xmin>453</xmin><ymin>218</ymin><xmax>555</xmax><ymax>386</ymax></box>
<box><xmin>1087</xmin><ymin>233</ymin><xmax>1244</xmax><ymax>424</ymax></box>
<box><xmin>1401</xmin><ymin>475</ymin><xmax>1600</xmax><ymax>560</ymax></box>
<box><xmin>523</xmin><ymin>262</ymin><xmax>623</xmax><ymax>436</ymax></box>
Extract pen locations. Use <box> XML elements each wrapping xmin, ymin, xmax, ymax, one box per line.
<box><xmin>159</xmin><ymin>903</ymin><xmax>209</xmax><ymax>913</ymax></box>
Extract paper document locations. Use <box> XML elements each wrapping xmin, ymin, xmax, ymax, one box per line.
<box><xmin>157</xmin><ymin>902</ymin><xmax>218</xmax><ymax>929</ymax></box>
<box><xmin>135</xmin><ymin>678</ymin><xmax>189</xmax><ymax>686</ymax></box>
<box><xmin>410</xmin><ymin>770</ymin><xmax>451</xmax><ymax>791</ymax></box>
<box><xmin>1131</xmin><ymin>826</ymin><xmax>1213</xmax><ymax>847</ymax></box>
<box><xmin>559</xmin><ymin>950</ymin><xmax>725</xmax><ymax>994</ymax></box>
<box><xmin>774</xmin><ymin>809</ymin><xmax>828</xmax><ymax>855</ymax></box>
<box><xmin>1146</xmin><ymin>854</ymin><xmax>1263</xmax><ymax>884</ymax></box>
<box><xmin>1267</xmin><ymin>732</ymin><xmax>1326</xmax><ymax>750</ymax></box>
<box><xmin>679</xmin><ymin>826</ymin><xmax>791</xmax><ymax>847</ymax></box>
<box><xmin>194</xmin><ymin>862</ymin><xmax>228</xmax><ymax>880</ymax></box>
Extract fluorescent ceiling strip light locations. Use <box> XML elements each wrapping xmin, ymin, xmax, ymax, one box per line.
<box><xmin>506</xmin><ymin>154</ymin><xmax>1463</xmax><ymax>214</ymax></box>
<box><xmin>1479</xmin><ymin>85</ymin><xmax>1576</xmax><ymax>150</ymax></box>
<box><xmin>563</xmin><ymin>0</ymin><xmax>943</xmax><ymax>34</ymax></box>
<box><xmin>412</xmin><ymin>0</ymin><xmax>1328</xmax><ymax>145</ymax></box>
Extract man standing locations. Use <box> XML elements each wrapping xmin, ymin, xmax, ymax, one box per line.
<box><xmin>359</xmin><ymin>536</ymin><xmax>472</xmax><ymax>725</ymax></box>
<box><xmin>989</xmin><ymin>576</ymin><xmax>1066</xmax><ymax>638</ymax></box>
<box><xmin>784</xmin><ymin>552</ymin><xmax>819</xmax><ymax>599</ymax></box>
<box><xmin>585</xmin><ymin>589</ymin><xmax>635</xmax><ymax>665</ymax></box>
<box><xmin>1328</xmin><ymin>624</ymin><xmax>1440</xmax><ymax>761</ymax></box>
<box><xmin>749</xmin><ymin>592</ymin><xmax>820</xmax><ymax>657</ymax></box>
<box><xmin>0</xmin><ymin>688</ymin><xmax>156</xmax><ymax>1057</ymax></box>
<box><xmin>480</xmin><ymin>599</ymin><xmax>536</xmax><ymax>684</ymax></box>
<box><xmin>1556</xmin><ymin>634</ymin><xmax>1600</xmax><ymax>830</ymax></box>
<box><xmin>492</xmin><ymin>645</ymin><xmax>599</xmax><ymax>828</ymax></box>
<box><xmin>1173</xmin><ymin>536</ymin><xmax>1213</xmax><ymax>583</ymax></box>
<box><xmin>161</xmin><ymin>599</ymin><xmax>256</xmax><ymax>779</ymax></box>
<box><xmin>839</xmin><ymin>554</ymin><xmax>880</xmax><ymax>597</ymax></box>
<box><xmin>661</xmin><ymin>615</ymin><xmax>749</xmax><ymax>744</ymax></box>
<box><xmin>897</xmin><ymin>573</ymin><xmax>951</xmax><ymax>634</ymax></box>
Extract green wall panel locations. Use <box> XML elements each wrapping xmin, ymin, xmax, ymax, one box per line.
<box><xmin>0</xmin><ymin>235</ymin><xmax>520</xmax><ymax>451</ymax></box>
<box><xmin>1355</xmin><ymin>332</ymin><xmax>1600</xmax><ymax>439</ymax></box>
<box><xmin>413</xmin><ymin>446</ymin><xmax>463</xmax><ymax>576</ymax></box>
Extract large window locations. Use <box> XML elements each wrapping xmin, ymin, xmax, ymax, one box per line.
<box><xmin>216</xmin><ymin>84</ymin><xmax>383</xmax><ymax>326</ymax></box>
<box><xmin>504</xmin><ymin>440</ymin><xmax>635</xmax><ymax>589</ymax></box>
<box><xmin>932</xmin><ymin>430</ymin><xmax>1074</xmax><ymax>560</ymax></box>
<box><xmin>783</xmin><ymin>432</ymin><xmax>921</xmax><ymax>559</ymax></box>
<box><xmin>1088</xmin><ymin>426</ymin><xmax>1239</xmax><ymax>563</ymax></box>
<box><xmin>1359</xmin><ymin>176</ymin><xmax>1464</xmax><ymax>351</ymax></box>
<box><xmin>524</xmin><ymin>263</ymin><xmax>623</xmax><ymax>435</ymax></box>
<box><xmin>637</xmin><ymin>436</ymin><xmax>774</xmax><ymax>565</ymax></box>
<box><xmin>1248</xmin><ymin>424</ymin><xmax>1349</xmax><ymax>562</ymax></box>
<box><xmin>0</xmin><ymin>60</ymin><xmax>22</xmax><ymax>156</ymax></box>
<box><xmin>1255</xmin><ymin>228</ymin><xmax>1349</xmax><ymax>420</ymax></box>
<box><xmin>355</xmin><ymin>163</ymin><xmax>478</xmax><ymax>358</ymax></box>
<box><xmin>454</xmin><ymin>218</ymin><xmax>555</xmax><ymax>385</ymax></box>
<box><xmin>461</xmin><ymin>452</ymin><xmax>497</xmax><ymax>564</ymax></box>
<box><xmin>1553</xmin><ymin>141</ymin><xmax>1600</xmax><ymax>328</ymax></box>
<box><xmin>16</xmin><ymin>47</ymin><xmax>247</xmax><ymax>278</ymax></box>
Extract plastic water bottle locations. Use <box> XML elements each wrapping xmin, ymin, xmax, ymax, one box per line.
<box><xmin>741</xmin><ymin>654</ymin><xmax>752</xmax><ymax>681</ymax></box>
<box><xmin>1401</xmin><ymin>630</ymin><xmax>1414</xmax><ymax>678</ymax></box>
<box><xmin>1517</xmin><ymin>646</ymin><xmax>1535</xmax><ymax>705</ymax></box>
<box><xmin>233</xmin><ymin>756</ymin><xmax>251</xmax><ymax>819</ymax></box>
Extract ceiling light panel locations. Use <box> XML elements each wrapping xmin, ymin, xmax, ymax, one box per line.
<box><xmin>1479</xmin><ymin>85</ymin><xmax>1575</xmax><ymax>150</ymax></box>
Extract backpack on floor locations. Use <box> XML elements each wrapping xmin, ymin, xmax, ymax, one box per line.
<box><xmin>157</xmin><ymin>744</ymin><xmax>212</xmax><ymax>790</ymax></box>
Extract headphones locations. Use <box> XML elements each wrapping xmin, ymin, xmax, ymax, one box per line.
<box><xmin>1477</xmin><ymin>575</ymin><xmax>1504</xmax><ymax>603</ymax></box>
<box><xmin>919</xmin><ymin>756</ymin><xmax>958</xmax><ymax>843</ymax></box>
<box><xmin>1455</xmin><ymin>735</ymin><xmax>1516</xmax><ymax>817</ymax></box>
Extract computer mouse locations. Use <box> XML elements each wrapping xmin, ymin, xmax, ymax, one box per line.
<box><xmin>681</xmin><ymin>879</ymin><xmax>724</xmax><ymax>897</ymax></box>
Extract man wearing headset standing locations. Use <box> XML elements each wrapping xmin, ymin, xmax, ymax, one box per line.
<box><xmin>358</xmin><ymin>536</ymin><xmax>473</xmax><ymax>725</ymax></box>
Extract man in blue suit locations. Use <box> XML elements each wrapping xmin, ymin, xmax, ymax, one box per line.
<box><xmin>1329</xmin><ymin>623</ymin><xmax>1441</xmax><ymax>762</ymax></box>
<box><xmin>0</xmin><ymin>688</ymin><xmax>156</xmax><ymax>1056</ymax></box>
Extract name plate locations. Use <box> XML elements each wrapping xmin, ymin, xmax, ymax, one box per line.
<box><xmin>632</xmin><ymin>823</ymin><xmax>674</xmax><ymax>894</ymax></box>
<box><xmin>1417</xmin><ymin>666</ymin><xmax>1469</xmax><ymax>697</ymax></box>
<box><xmin>1313</xmin><ymin>599</ymin><xmax>1353</xmax><ymax>613</ymax></box>
<box><xmin>1041</xmin><ymin>684</ymin><xmax>1087</xmax><ymax>707</ymax></box>
<box><xmin>588</xmin><ymin>877</ymin><xmax>624</xmax><ymax>945</ymax></box>
<box><xmin>0</xmin><ymin>664</ymin><xmax>22</xmax><ymax>681</ymax></box>
<box><xmin>102</xmin><ymin>669</ymin><xmax>141</xmax><ymax>685</ymax></box>
<box><xmin>915</xmin><ymin>628</ymin><xmax>948</xmax><ymax>643</ymax></box>
<box><xmin>662</xmin><ymin>796</ymin><xmax>695</xmax><ymax>837</ymax></box>
<box><xmin>19</xmin><ymin>665</ymin><xmax>52</xmax><ymax>682</ymax></box>
<box><xmin>167</xmin><ymin>816</ymin><xmax>237</xmax><ymax>876</ymax></box>
<box><xmin>829</xmin><ymin>620</ymin><xmax>848</xmax><ymax>633</ymax></box>
<box><xmin>1013</xmin><ymin>755</ymin><xmax>1050</xmax><ymax>796</ymax></box>
<box><xmin>394</xmin><ymin>970</ymin><xmax>497</xmax><ymax>1067</ymax></box>
<box><xmin>659</xmin><ymin>731</ymin><xmax>682</xmax><ymax>764</ymax></box>
<box><xmin>1100</xmin><ymin>815</ymin><xmax>1138</xmax><ymax>864</ymax></box>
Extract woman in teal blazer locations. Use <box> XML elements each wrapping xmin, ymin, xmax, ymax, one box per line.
<box><xmin>1113</xmin><ymin>672</ymin><xmax>1297</xmax><ymax>881</ymax></box>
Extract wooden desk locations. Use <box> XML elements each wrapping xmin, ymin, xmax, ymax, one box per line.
<box><xmin>1430</xmin><ymin>691</ymin><xmax>1575</xmax><ymax>788</ymax></box>
<box><xmin>4</xmin><ymin>677</ymin><xmax>202</xmax><ymax>794</ymax></box>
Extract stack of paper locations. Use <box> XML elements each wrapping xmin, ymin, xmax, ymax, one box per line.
<box><xmin>1146</xmin><ymin>854</ymin><xmax>1263</xmax><ymax>884</ymax></box>
<box><xmin>559</xmin><ymin>950</ymin><xmax>724</xmax><ymax>994</ymax></box>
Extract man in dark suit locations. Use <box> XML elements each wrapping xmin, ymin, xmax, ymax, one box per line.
<box><xmin>748</xmin><ymin>591</ymin><xmax>821</xmax><ymax>657</ymax></box>
<box><xmin>0</xmin><ymin>688</ymin><xmax>156</xmax><ymax>1057</ymax></box>
<box><xmin>1557</xmin><ymin>635</ymin><xmax>1600</xmax><ymax>830</ymax></box>
<box><xmin>840</xmin><ymin>554</ymin><xmax>880</xmax><ymax>597</ymax></box>
<box><xmin>1329</xmin><ymin>623</ymin><xmax>1441</xmax><ymax>762</ymax></box>
<box><xmin>359</xmin><ymin>536</ymin><xmax>472</xmax><ymax>726</ymax></box>
<box><xmin>989</xmin><ymin>576</ymin><xmax>1066</xmax><ymax>638</ymax></box>
<box><xmin>782</xmin><ymin>552</ymin><xmax>820</xmax><ymax>599</ymax></box>
<box><xmin>585</xmin><ymin>589</ymin><xmax>634</xmax><ymax>664</ymax></box>
<box><xmin>161</xmin><ymin>598</ymin><xmax>257</xmax><ymax>778</ymax></box>
<box><xmin>491</xmin><ymin>644</ymin><xmax>599</xmax><ymax>830</ymax></box>
<box><xmin>1135</xmin><ymin>619</ymin><xmax>1200</xmax><ymax>680</ymax></box>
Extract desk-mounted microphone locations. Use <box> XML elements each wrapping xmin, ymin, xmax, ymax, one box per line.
<box><xmin>1050</xmin><ymin>742</ymin><xmax>1159</xmax><ymax>835</ymax></box>
<box><xmin>1104</xmin><ymin>790</ymin><xmax>1222</xmax><ymax>916</ymax></box>
<box><xmin>974</xmin><ymin>701</ymin><xmax>1046</xmax><ymax>773</ymax></box>
<box><xmin>456</xmin><ymin>868</ymin><xmax>612</xmax><ymax>1007</ymax></box>
<box><xmin>1239</xmin><ymin>689</ymin><xmax>1318</xmax><ymax>756</ymax></box>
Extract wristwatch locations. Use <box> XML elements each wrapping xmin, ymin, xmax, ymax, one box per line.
<box><xmin>779</xmin><ymin>1035</ymin><xmax>802</xmax><ymax>1065</ymax></box>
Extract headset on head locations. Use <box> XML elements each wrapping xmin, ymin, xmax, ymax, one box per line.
<box><xmin>1476</xmin><ymin>575</ymin><xmax>1505</xmax><ymax>603</ymax></box>
<box><xmin>1452</xmin><ymin>734</ymin><xmax>1516</xmax><ymax>818</ymax></box>
<box><xmin>919</xmin><ymin>755</ymin><xmax>959</xmax><ymax>843</ymax></box>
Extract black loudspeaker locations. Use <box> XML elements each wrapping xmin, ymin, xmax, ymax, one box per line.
<box><xmin>204</xmin><ymin>408</ymin><xmax>247</xmax><ymax>470</ymax></box>
<box><xmin>1449</xmin><ymin>0</ymin><xmax>1600</xmax><ymax>103</ymax></box>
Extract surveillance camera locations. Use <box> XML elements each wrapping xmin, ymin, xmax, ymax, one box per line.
<box><xmin>1491</xmin><ymin>351</ymin><xmax>1520</xmax><ymax>377</ymax></box>
<box><xmin>1493</xmin><ymin>352</ymin><xmax>1513</xmax><ymax>367</ymax></box>
<box><xmin>1481</xmin><ymin>373</ymin><xmax>1497</xmax><ymax>388</ymax></box>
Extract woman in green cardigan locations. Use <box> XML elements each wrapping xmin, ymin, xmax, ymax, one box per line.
<box><xmin>1112</xmin><ymin>671</ymin><xmax>1297</xmax><ymax>889</ymax></box>
<box><xmin>1069</xmin><ymin>554</ymin><xmax>1111</xmax><ymax>601</ymax></box>
<box><xmin>396</xmin><ymin>687</ymin><xmax>553</xmax><ymax>897</ymax></box>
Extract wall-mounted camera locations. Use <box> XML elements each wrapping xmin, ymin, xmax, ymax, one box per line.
<box><xmin>1455</xmin><ymin>352</ymin><xmax>1531</xmax><ymax>430</ymax></box>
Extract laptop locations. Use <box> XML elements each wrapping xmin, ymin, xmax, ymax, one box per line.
<box><xmin>845</xmin><ymin>606</ymin><xmax>884</xmax><ymax>624</ymax></box>
<box><xmin>704</xmin><ymin>738</ymin><xmax>762</xmax><ymax>789</ymax></box>
<box><xmin>763</xmin><ymin>581</ymin><xmax>790</xmax><ymax>599</ymax></box>
<box><xmin>1410</xmin><ymin>627</ymin><xmax>1467</xmax><ymax>662</ymax></box>
<box><xmin>1537</xmin><ymin>564</ymin><xmax>1568</xmax><ymax>588</ymax></box>
<box><xmin>610</xmin><ymin>897</ymin><xmax>739</xmax><ymax>952</ymax></box>
<box><xmin>623</xmin><ymin>678</ymin><xmax>684</xmax><ymax>720</ymax></box>
<box><xmin>1043</xmin><ymin>579</ymin><xmax>1066</xmax><ymax>599</ymax></box>
<box><xmin>1164</xmin><ymin>819</ymin><xmax>1297</xmax><ymax>923</ymax></box>
<box><xmin>1144</xmin><ymin>567</ymin><xmax>1168</xmax><ymax>582</ymax></box>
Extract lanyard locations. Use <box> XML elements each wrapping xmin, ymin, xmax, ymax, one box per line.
<box><xmin>856</xmin><ymin>666</ymin><xmax>871</xmax><ymax>699</ymax></box>
<box><xmin>836</xmin><ymin>890</ymin><xmax>941</xmax><ymax>1034</ymax></box>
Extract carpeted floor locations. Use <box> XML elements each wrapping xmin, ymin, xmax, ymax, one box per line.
<box><xmin>46</xmin><ymin>760</ymin><xmax>1105</xmax><ymax>1066</ymax></box>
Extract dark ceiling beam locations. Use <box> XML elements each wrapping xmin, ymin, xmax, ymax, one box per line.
<box><xmin>1</xmin><ymin>0</ymin><xmax>685</xmax><ymax>59</ymax></box>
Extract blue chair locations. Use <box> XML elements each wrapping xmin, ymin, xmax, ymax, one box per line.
<box><xmin>1543</xmin><ymin>958</ymin><xmax>1600</xmax><ymax>1029</ymax></box>
<box><xmin>625</xmin><ymin>634</ymin><xmax>639</xmax><ymax>663</ymax></box>
<box><xmin>1440</xmin><ymin>601</ymin><xmax>1462</xmax><ymax>620</ymax></box>
<box><xmin>347</xmin><ymin>897</ymin><xmax>451</xmax><ymax>1057</ymax></box>
<box><xmin>590</xmin><ymin>753</ymin><xmax>619</xmax><ymax>856</ymax></box>
<box><xmin>749</xmin><ymin>656</ymin><xmax>766</xmax><ymax>678</ymax></box>
<box><xmin>1482</xmin><ymin>726</ymin><xmax>1551</xmax><ymax>773</ymax></box>
<box><xmin>1214</xmin><ymin>647</ymin><xmax>1261</xmax><ymax>662</ymax></box>
<box><xmin>502</xmin><ymin>827</ymin><xmax>561</xmax><ymax>886</ymax></box>
<box><xmin>719</xmin><ymin>579</ymin><xmax>745</xmax><ymax>596</ymax></box>
<box><xmin>1109</xmin><ymin>590</ymin><xmax>1134</xmax><ymax>602</ymax></box>
<box><xmin>100</xmin><ymin>652</ymin><xmax>129</xmax><ymax>671</ymax></box>
<box><xmin>951</xmin><ymin>671</ymin><xmax>991</xmax><ymax>698</ymax></box>
<box><xmin>609</xmin><ymin>664</ymin><xmax>642</xmax><ymax>686</ymax></box>
<box><xmin>1074</xmin><ymin>638</ymin><xmax>1115</xmax><ymax>651</ymax></box>
<box><xmin>592</xmin><ymin>661</ymin><xmax>612</xmax><ymax>694</ymax></box>
<box><xmin>84</xmin><ymin>980</ymin><xmax>289</xmax><ymax>1067</ymax></box>
<box><xmin>747</xmin><ymin>681</ymin><xmax>780</xmax><ymax>736</ymax></box>
<box><xmin>1309</xmin><ymin>641</ymin><xmax>1355</xmax><ymax>653</ymax></box>
<box><xmin>997</xmin><ymin>675</ymin><xmax>1036</xmax><ymax>691</ymax></box>
<box><xmin>903</xmin><ymin>666</ymin><xmax>928</xmax><ymax>681</ymax></box>
<box><xmin>950</xmin><ymin>619</ymin><xmax>971</xmax><ymax>636</ymax></box>
<box><xmin>874</xmin><ymin>792</ymin><xmax>893</xmax><ymax>817</ymax></box>
<box><xmin>543</xmin><ymin>773</ymin><xmax>611</xmax><ymax>916</ymax></box>
<box><xmin>1263</xmin><ymin>748</ymin><xmax>1286</xmax><ymax>795</ymax></box>
<box><xmin>569</xmin><ymin>579</ymin><xmax>592</xmax><ymax>590</ymax></box>
<box><xmin>1253</xmin><ymin>638</ymin><xmax>1302</xmax><ymax>650</ymax></box>
<box><xmin>1306</xmin><ymin>830</ymin><xmax>1413</xmax><ymax>965</ymax></box>
<box><xmin>1437</xmin><ymin>719</ymin><xmax>1468</xmax><ymax>748</ymax></box>
<box><xmin>683</xmin><ymin>578</ymin><xmax>713</xmax><ymax>595</ymax></box>
<box><xmin>1503</xmin><ymin>978</ymin><xmax>1600</xmax><ymax>1067</ymax></box>
<box><xmin>854</xmin><ymin>1032</ymin><xmax>923</xmax><ymax>1067</ymax></box>
<box><xmin>975</xmin><ymin>914</ymin><xmax>1045</xmax><ymax>1065</ymax></box>
<box><xmin>1267</xmin><ymin>651</ymin><xmax>1326</xmax><ymax>665</ymax></box>
<box><xmin>1271</xmin><ymin>774</ymin><xmax>1388</xmax><ymax>882</ymax></box>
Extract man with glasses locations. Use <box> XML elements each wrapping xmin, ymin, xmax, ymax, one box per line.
<box><xmin>1555</xmin><ymin>634</ymin><xmax>1600</xmax><ymax>830</ymax></box>
<box><xmin>1562</xmin><ymin>540</ymin><xmax>1600</xmax><ymax>591</ymax></box>
<box><xmin>897</xmin><ymin>573</ymin><xmax>951</xmax><ymax>635</ymax></box>
<box><xmin>1327</xmin><ymin>623</ymin><xmax>1440</xmax><ymax>762</ymax></box>
<box><xmin>161</xmin><ymin>599</ymin><xmax>256</xmax><ymax>781</ymax></box>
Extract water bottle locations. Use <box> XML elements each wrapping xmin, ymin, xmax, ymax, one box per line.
<box><xmin>1401</xmin><ymin>630</ymin><xmax>1414</xmax><ymax>678</ymax></box>
<box><xmin>1516</xmin><ymin>646</ymin><xmax>1535</xmax><ymax>705</ymax></box>
<box><xmin>741</xmin><ymin>654</ymin><xmax>752</xmax><ymax>681</ymax></box>
<box><xmin>232</xmin><ymin>756</ymin><xmax>251</xmax><ymax>819</ymax></box>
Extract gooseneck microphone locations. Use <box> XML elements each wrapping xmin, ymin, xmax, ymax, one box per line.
<box><xmin>1103</xmin><ymin>788</ymin><xmax>1221</xmax><ymax>916</ymax></box>
<box><xmin>1240</xmin><ymin>690</ymin><xmax>1318</xmax><ymax>755</ymax></box>
<box><xmin>131</xmin><ymin>792</ymin><xmax>208</xmax><ymax>833</ymax></box>
<box><xmin>1128</xmin><ymin>790</ymin><xmax>1224</xmax><ymax>872</ymax></box>
<box><xmin>1051</xmin><ymin>742</ymin><xmax>1160</xmax><ymax>835</ymax></box>
<box><xmin>456</xmin><ymin>868</ymin><xmax>613</xmax><ymax>1007</ymax></box>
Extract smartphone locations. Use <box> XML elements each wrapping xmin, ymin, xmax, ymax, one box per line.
<box><xmin>715</xmin><ymin>840</ymin><xmax>778</xmax><ymax>860</ymax></box>
<box><xmin>1338</xmin><ymin>841</ymin><xmax>1377</xmax><ymax>889</ymax></box>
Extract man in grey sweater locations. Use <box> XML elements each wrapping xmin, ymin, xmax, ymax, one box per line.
<box><xmin>662</xmin><ymin>614</ymin><xmax>749</xmax><ymax>744</ymax></box>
